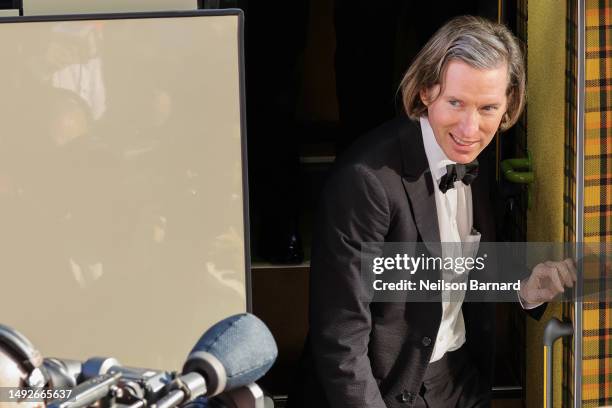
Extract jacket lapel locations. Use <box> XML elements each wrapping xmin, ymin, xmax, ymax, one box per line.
<box><xmin>398</xmin><ymin>119</ymin><xmax>442</xmax><ymax>258</ymax></box>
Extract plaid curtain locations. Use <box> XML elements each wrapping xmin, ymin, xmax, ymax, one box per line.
<box><xmin>563</xmin><ymin>0</ymin><xmax>612</xmax><ymax>406</ymax></box>
<box><xmin>581</xmin><ymin>0</ymin><xmax>612</xmax><ymax>407</ymax></box>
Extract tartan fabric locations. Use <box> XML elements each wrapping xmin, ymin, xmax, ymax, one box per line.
<box><xmin>563</xmin><ymin>0</ymin><xmax>577</xmax><ymax>406</ymax></box>
<box><xmin>581</xmin><ymin>0</ymin><xmax>612</xmax><ymax>407</ymax></box>
<box><xmin>562</xmin><ymin>0</ymin><xmax>612</xmax><ymax>406</ymax></box>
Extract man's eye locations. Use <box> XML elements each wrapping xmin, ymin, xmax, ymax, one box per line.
<box><xmin>482</xmin><ymin>106</ymin><xmax>498</xmax><ymax>112</ymax></box>
<box><xmin>449</xmin><ymin>100</ymin><xmax>460</xmax><ymax>107</ymax></box>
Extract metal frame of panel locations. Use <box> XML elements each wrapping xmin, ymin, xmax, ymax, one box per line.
<box><xmin>574</xmin><ymin>0</ymin><xmax>585</xmax><ymax>406</ymax></box>
<box><xmin>21</xmin><ymin>1</ymin><xmax>198</xmax><ymax>16</ymax></box>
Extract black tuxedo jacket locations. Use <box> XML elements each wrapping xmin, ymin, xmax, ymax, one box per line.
<box><xmin>288</xmin><ymin>116</ymin><xmax>544</xmax><ymax>408</ymax></box>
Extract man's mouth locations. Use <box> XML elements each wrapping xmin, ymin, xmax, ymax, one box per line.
<box><xmin>450</xmin><ymin>133</ymin><xmax>478</xmax><ymax>147</ymax></box>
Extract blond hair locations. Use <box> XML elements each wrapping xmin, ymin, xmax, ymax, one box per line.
<box><xmin>400</xmin><ymin>15</ymin><xmax>525</xmax><ymax>131</ymax></box>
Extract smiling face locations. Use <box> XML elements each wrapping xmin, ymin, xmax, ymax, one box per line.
<box><xmin>420</xmin><ymin>59</ymin><xmax>509</xmax><ymax>164</ymax></box>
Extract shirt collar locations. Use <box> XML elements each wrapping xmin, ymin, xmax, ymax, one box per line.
<box><xmin>420</xmin><ymin>116</ymin><xmax>456</xmax><ymax>182</ymax></box>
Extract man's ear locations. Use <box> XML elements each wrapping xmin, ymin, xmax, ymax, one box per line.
<box><xmin>499</xmin><ymin>112</ymin><xmax>510</xmax><ymax>131</ymax></box>
<box><xmin>419</xmin><ymin>88</ymin><xmax>430</xmax><ymax>106</ymax></box>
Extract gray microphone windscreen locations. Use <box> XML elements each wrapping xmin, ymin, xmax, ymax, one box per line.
<box><xmin>182</xmin><ymin>313</ymin><xmax>277</xmax><ymax>396</ymax></box>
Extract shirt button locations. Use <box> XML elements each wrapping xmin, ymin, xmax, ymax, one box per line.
<box><xmin>422</xmin><ymin>336</ymin><xmax>432</xmax><ymax>347</ymax></box>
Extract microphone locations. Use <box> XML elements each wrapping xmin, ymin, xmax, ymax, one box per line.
<box><xmin>182</xmin><ymin>313</ymin><xmax>278</xmax><ymax>397</ymax></box>
<box><xmin>77</xmin><ymin>313</ymin><xmax>276</xmax><ymax>407</ymax></box>
<box><xmin>3</xmin><ymin>313</ymin><xmax>277</xmax><ymax>408</ymax></box>
<box><xmin>148</xmin><ymin>313</ymin><xmax>277</xmax><ymax>408</ymax></box>
<box><xmin>0</xmin><ymin>323</ymin><xmax>88</xmax><ymax>395</ymax></box>
<box><xmin>43</xmin><ymin>358</ymin><xmax>83</xmax><ymax>388</ymax></box>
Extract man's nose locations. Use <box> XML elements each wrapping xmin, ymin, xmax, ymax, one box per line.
<box><xmin>457</xmin><ymin>110</ymin><xmax>479</xmax><ymax>138</ymax></box>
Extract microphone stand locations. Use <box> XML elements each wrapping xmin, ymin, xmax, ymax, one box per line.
<box><xmin>48</xmin><ymin>372</ymin><xmax>122</xmax><ymax>408</ymax></box>
<box><xmin>150</xmin><ymin>372</ymin><xmax>206</xmax><ymax>408</ymax></box>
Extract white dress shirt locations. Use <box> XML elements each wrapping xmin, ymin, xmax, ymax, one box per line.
<box><xmin>419</xmin><ymin>117</ymin><xmax>539</xmax><ymax>363</ymax></box>
<box><xmin>420</xmin><ymin>116</ymin><xmax>480</xmax><ymax>363</ymax></box>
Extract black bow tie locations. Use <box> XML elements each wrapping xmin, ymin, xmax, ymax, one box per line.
<box><xmin>438</xmin><ymin>161</ymin><xmax>479</xmax><ymax>193</ymax></box>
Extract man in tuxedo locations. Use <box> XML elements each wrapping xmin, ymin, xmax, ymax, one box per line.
<box><xmin>288</xmin><ymin>15</ymin><xmax>576</xmax><ymax>408</ymax></box>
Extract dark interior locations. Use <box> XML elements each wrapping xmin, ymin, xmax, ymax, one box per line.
<box><xmin>216</xmin><ymin>1</ymin><xmax>530</xmax><ymax>406</ymax></box>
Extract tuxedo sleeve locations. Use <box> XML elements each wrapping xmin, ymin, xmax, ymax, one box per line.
<box><xmin>309</xmin><ymin>164</ymin><xmax>389</xmax><ymax>408</ymax></box>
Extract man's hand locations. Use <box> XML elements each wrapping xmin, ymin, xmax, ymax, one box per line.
<box><xmin>519</xmin><ymin>258</ymin><xmax>578</xmax><ymax>304</ymax></box>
